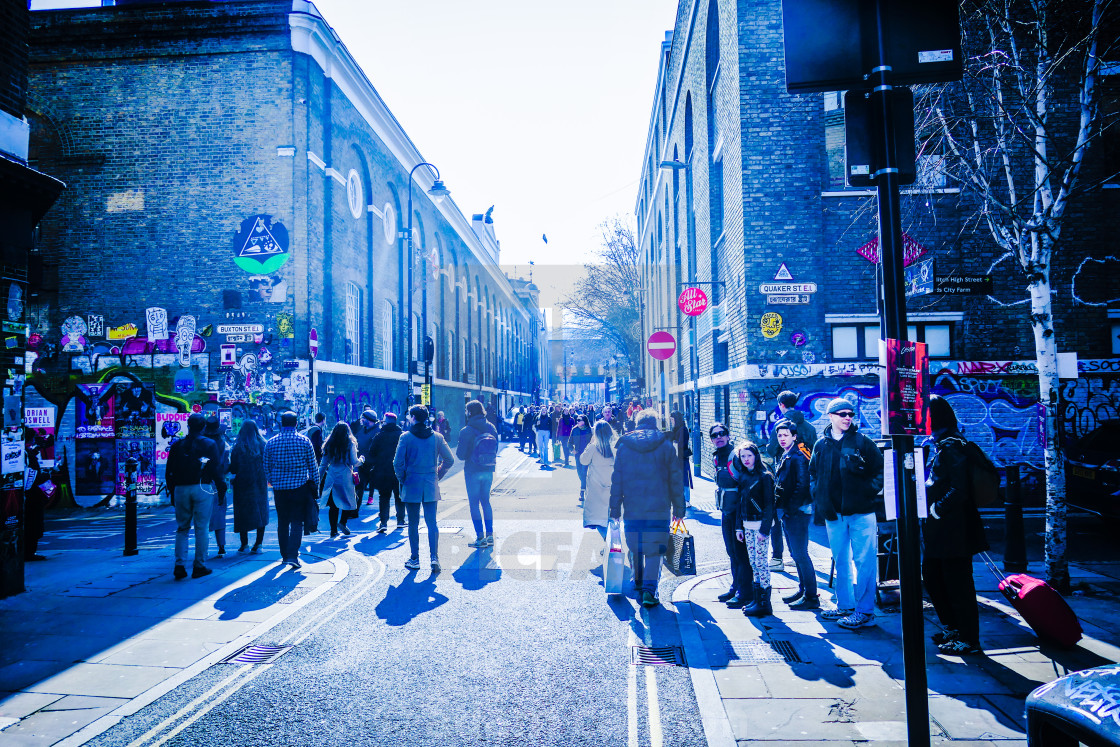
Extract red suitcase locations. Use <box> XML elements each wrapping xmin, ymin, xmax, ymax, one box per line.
<box><xmin>984</xmin><ymin>556</ymin><xmax>1083</xmax><ymax>647</ymax></box>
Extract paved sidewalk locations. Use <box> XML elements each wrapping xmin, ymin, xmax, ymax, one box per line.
<box><xmin>0</xmin><ymin>535</ymin><xmax>345</xmax><ymax>745</ymax></box>
<box><xmin>675</xmin><ymin>546</ymin><xmax>1120</xmax><ymax>746</ymax></box>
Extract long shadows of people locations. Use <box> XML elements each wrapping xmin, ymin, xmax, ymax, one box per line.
<box><xmin>213</xmin><ymin>563</ymin><xmax>303</xmax><ymax>621</ymax></box>
<box><xmin>374</xmin><ymin>573</ymin><xmax>449</xmax><ymax>626</ymax></box>
<box><xmin>451</xmin><ymin>548</ymin><xmax>502</xmax><ymax>590</ymax></box>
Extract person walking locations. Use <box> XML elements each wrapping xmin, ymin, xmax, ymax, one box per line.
<box><xmin>319</xmin><ymin>422</ymin><xmax>362</xmax><ymax>538</ymax></box>
<box><xmin>772</xmin><ymin>418</ymin><xmax>818</xmax><ymax>609</ymax></box>
<box><xmin>766</xmin><ymin>391</ymin><xmax>818</xmax><ymax>570</ymax></box>
<box><xmin>522</xmin><ymin>407</ymin><xmax>537</xmax><ymax>455</ymax></box>
<box><xmin>535</xmin><ymin>405</ymin><xmax>552</xmax><ymax>466</ymax></box>
<box><xmin>352</xmin><ymin>409</ymin><xmax>380</xmax><ymax>507</ymax></box>
<box><xmin>394</xmin><ymin>405</ymin><xmax>454</xmax><ymax>571</ymax></box>
<box><xmin>669</xmin><ymin>411</ymin><xmax>693</xmax><ymax>507</ymax></box>
<box><xmin>456</xmin><ymin>399</ymin><xmax>499</xmax><ymax>548</ymax></box>
<box><xmin>558</xmin><ymin>407</ymin><xmax>576</xmax><ymax>467</ymax></box>
<box><xmin>434</xmin><ymin>410</ymin><xmax>452</xmax><ymax>440</ymax></box>
<box><xmin>730</xmin><ymin>441</ymin><xmax>776</xmax><ymax>617</ymax></box>
<box><xmin>922</xmin><ymin>395</ymin><xmax>989</xmax><ymax>655</ymax></box>
<box><xmin>204</xmin><ymin>416</ymin><xmax>231</xmax><ymax>558</ymax></box>
<box><xmin>306</xmin><ymin>412</ymin><xmax>326</xmax><ymax>462</ymax></box>
<box><xmin>229</xmin><ymin>419</ymin><xmax>269</xmax><ymax>554</ymax></box>
<box><xmin>264</xmin><ymin>410</ymin><xmax>320</xmax><ymax>570</ymax></box>
<box><xmin>369</xmin><ymin>412</ymin><xmax>405</xmax><ymax>533</ymax></box>
<box><xmin>514</xmin><ymin>406</ymin><xmax>526</xmax><ymax>450</ymax></box>
<box><xmin>809</xmin><ymin>398</ymin><xmax>884</xmax><ymax>629</ymax></box>
<box><xmin>166</xmin><ymin>413</ymin><xmax>222</xmax><ymax>580</ymax></box>
<box><xmin>609</xmin><ymin>409</ymin><xmax>685</xmax><ymax>608</ymax></box>
<box><xmin>581</xmin><ymin>420</ymin><xmax>616</xmax><ymax>539</ymax></box>
<box><xmin>568</xmin><ymin>414</ymin><xmax>593</xmax><ymax>502</ymax></box>
<box><xmin>711</xmin><ymin>423</ymin><xmax>753</xmax><ymax>609</ymax></box>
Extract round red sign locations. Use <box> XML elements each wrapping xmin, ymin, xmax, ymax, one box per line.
<box><xmin>647</xmin><ymin>331</ymin><xmax>677</xmax><ymax>361</ymax></box>
<box><xmin>309</xmin><ymin>328</ymin><xmax>319</xmax><ymax>359</ymax></box>
<box><xmin>677</xmin><ymin>287</ymin><xmax>709</xmax><ymax>316</ymax></box>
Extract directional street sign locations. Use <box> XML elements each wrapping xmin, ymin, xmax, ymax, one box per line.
<box><xmin>647</xmin><ymin>331</ymin><xmax>676</xmax><ymax>360</ymax></box>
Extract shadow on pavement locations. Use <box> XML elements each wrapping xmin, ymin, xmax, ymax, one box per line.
<box><xmin>759</xmin><ymin>615</ymin><xmax>858</xmax><ymax>688</ymax></box>
<box><xmin>374</xmin><ymin>574</ymin><xmax>449</xmax><ymax>626</ymax></box>
<box><xmin>212</xmin><ymin>564</ymin><xmax>303</xmax><ymax>621</ymax></box>
<box><xmin>452</xmin><ymin>548</ymin><xmax>502</xmax><ymax>590</ymax></box>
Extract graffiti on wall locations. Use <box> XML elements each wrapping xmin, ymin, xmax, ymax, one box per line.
<box><xmin>329</xmin><ymin>384</ymin><xmax>404</xmax><ymax>425</ymax></box>
<box><xmin>1059</xmin><ymin>378</ymin><xmax>1120</xmax><ymax>444</ymax></box>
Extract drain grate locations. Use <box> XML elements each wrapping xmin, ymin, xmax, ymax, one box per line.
<box><xmin>723</xmin><ymin>640</ymin><xmax>804</xmax><ymax>665</ymax></box>
<box><xmin>221</xmin><ymin>644</ymin><xmax>292</xmax><ymax>665</ymax></box>
<box><xmin>631</xmin><ymin>645</ymin><xmax>686</xmax><ymax>667</ymax></box>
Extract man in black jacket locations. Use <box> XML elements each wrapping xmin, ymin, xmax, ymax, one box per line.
<box><xmin>166</xmin><ymin>413</ymin><xmax>222</xmax><ymax>580</ymax></box>
<box><xmin>765</xmin><ymin>391</ymin><xmax>819</xmax><ymax>571</ymax></box>
<box><xmin>609</xmin><ymin>410</ymin><xmax>684</xmax><ymax>608</ymax></box>
<box><xmin>809</xmin><ymin>398</ymin><xmax>884</xmax><ymax>629</ymax></box>
<box><xmin>368</xmin><ymin>412</ymin><xmax>404</xmax><ymax>533</ymax></box>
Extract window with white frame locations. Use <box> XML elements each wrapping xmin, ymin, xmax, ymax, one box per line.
<box><xmin>381</xmin><ymin>301</ymin><xmax>394</xmax><ymax>370</ymax></box>
<box><xmin>831</xmin><ymin>322</ymin><xmax>953</xmax><ymax>360</ymax></box>
<box><xmin>345</xmin><ymin>282</ymin><xmax>361</xmax><ymax>365</ymax></box>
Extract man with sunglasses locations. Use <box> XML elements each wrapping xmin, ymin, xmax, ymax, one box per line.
<box><xmin>808</xmin><ymin>398</ymin><xmax>884</xmax><ymax>629</ymax></box>
<box><xmin>711</xmin><ymin>423</ymin><xmax>753</xmax><ymax>608</ymax></box>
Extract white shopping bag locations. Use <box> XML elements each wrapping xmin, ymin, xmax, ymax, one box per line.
<box><xmin>604</xmin><ymin>518</ymin><xmax>624</xmax><ymax>595</ymax></box>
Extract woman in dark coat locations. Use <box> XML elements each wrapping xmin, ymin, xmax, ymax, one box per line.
<box><xmin>730</xmin><ymin>442</ymin><xmax>776</xmax><ymax>617</ymax></box>
<box><xmin>608</xmin><ymin>409</ymin><xmax>685</xmax><ymax>608</ymax></box>
<box><xmin>669</xmin><ymin>411</ymin><xmax>693</xmax><ymax>505</ymax></box>
<box><xmin>229</xmin><ymin>420</ymin><xmax>269</xmax><ymax>553</ymax></box>
<box><xmin>772</xmin><ymin>418</ymin><xmax>818</xmax><ymax>609</ymax></box>
<box><xmin>922</xmin><ymin>394</ymin><xmax>989</xmax><ymax>655</ymax></box>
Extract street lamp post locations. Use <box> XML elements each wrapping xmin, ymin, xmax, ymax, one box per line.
<box><xmin>404</xmin><ymin>162</ymin><xmax>450</xmax><ymax>407</ymax></box>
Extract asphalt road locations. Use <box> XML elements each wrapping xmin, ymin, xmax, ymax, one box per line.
<box><xmin>80</xmin><ymin>445</ymin><xmax>719</xmax><ymax>747</ymax></box>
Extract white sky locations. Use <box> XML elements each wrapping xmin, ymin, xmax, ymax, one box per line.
<box><xmin>31</xmin><ymin>0</ymin><xmax>679</xmax><ymax>269</ymax></box>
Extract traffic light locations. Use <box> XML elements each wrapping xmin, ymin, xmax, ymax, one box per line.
<box><xmin>423</xmin><ymin>335</ymin><xmax>434</xmax><ymax>363</ymax></box>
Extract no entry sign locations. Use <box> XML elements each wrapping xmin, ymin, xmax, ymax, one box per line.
<box><xmin>677</xmin><ymin>287</ymin><xmax>709</xmax><ymax>316</ymax></box>
<box><xmin>309</xmin><ymin>328</ymin><xmax>319</xmax><ymax>359</ymax></box>
<box><xmin>647</xmin><ymin>331</ymin><xmax>676</xmax><ymax>360</ymax></box>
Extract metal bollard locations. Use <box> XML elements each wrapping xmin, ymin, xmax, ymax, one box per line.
<box><xmin>124</xmin><ymin>456</ymin><xmax>139</xmax><ymax>557</ymax></box>
<box><xmin>1003</xmin><ymin>464</ymin><xmax>1027</xmax><ymax>573</ymax></box>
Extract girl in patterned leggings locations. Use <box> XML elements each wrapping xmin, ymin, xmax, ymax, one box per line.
<box><xmin>731</xmin><ymin>441</ymin><xmax>776</xmax><ymax>617</ymax></box>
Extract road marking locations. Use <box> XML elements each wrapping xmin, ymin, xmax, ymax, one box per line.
<box><xmin>645</xmin><ymin>666</ymin><xmax>664</xmax><ymax>747</ymax></box>
<box><xmin>627</xmin><ymin>660</ymin><xmax>638</xmax><ymax>747</ymax></box>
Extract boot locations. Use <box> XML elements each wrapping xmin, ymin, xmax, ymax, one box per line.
<box><xmin>745</xmin><ymin>585</ymin><xmax>773</xmax><ymax>617</ymax></box>
<box><xmin>782</xmin><ymin>587</ymin><xmax>805</xmax><ymax>605</ymax></box>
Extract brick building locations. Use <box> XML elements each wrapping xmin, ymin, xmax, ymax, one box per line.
<box><xmin>24</xmin><ymin>1</ymin><xmax>544</xmax><ymax>508</ymax></box>
<box><xmin>636</xmin><ymin>0</ymin><xmax>1120</xmax><ymax>500</ymax></box>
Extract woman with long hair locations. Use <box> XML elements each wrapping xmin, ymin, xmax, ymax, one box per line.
<box><xmin>320</xmin><ymin>422</ymin><xmax>362</xmax><ymax>537</ymax></box>
<box><xmin>229</xmin><ymin>420</ymin><xmax>269</xmax><ymax>554</ymax></box>
<box><xmin>731</xmin><ymin>441</ymin><xmax>776</xmax><ymax>617</ymax></box>
<box><xmin>580</xmin><ymin>420</ymin><xmax>616</xmax><ymax>540</ymax></box>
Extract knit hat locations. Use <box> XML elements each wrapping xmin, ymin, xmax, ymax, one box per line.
<box><xmin>382</xmin><ymin>412</ymin><xmax>397</xmax><ymax>422</ymax></box>
<box><xmin>826</xmin><ymin>398</ymin><xmax>854</xmax><ymax>415</ymax></box>
<box><xmin>362</xmin><ymin>409</ymin><xmax>378</xmax><ymax>422</ymax></box>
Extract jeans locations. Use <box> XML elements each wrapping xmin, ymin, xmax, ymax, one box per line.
<box><xmin>273</xmin><ymin>487</ymin><xmax>306</xmax><ymax>562</ymax></box>
<box><xmin>721</xmin><ymin>509</ymin><xmax>753</xmax><ymax>596</ymax></box>
<box><xmin>174</xmin><ymin>484</ymin><xmax>213</xmax><ymax>568</ymax></box>
<box><xmin>376</xmin><ymin>479</ymin><xmax>403</xmax><ymax>526</ymax></box>
<box><xmin>520</xmin><ymin>430</ymin><xmax>532</xmax><ymax>452</ymax></box>
<box><xmin>561</xmin><ymin>437</ymin><xmax>572</xmax><ymax>465</ymax></box>
<box><xmin>535</xmin><ymin>431</ymin><xmax>551</xmax><ymax>463</ymax></box>
<box><xmin>923</xmin><ymin>555</ymin><xmax>980</xmax><ymax>644</ymax></box>
<box><xmin>782</xmin><ymin>509</ymin><xmax>817</xmax><ymax>599</ymax></box>
<box><xmin>771</xmin><ymin>508</ymin><xmax>785</xmax><ymax>559</ymax></box>
<box><xmin>825</xmin><ymin>511</ymin><xmax>878</xmax><ymax>614</ymax></box>
<box><xmin>464</xmin><ymin>470</ymin><xmax>494</xmax><ymax>537</ymax></box>
<box><xmin>575</xmin><ymin>460</ymin><xmax>588</xmax><ymax>495</ymax></box>
<box><xmin>406</xmin><ymin>500</ymin><xmax>439</xmax><ymax>560</ymax></box>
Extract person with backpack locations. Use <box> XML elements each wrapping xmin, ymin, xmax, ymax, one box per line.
<box><xmin>922</xmin><ymin>395</ymin><xmax>990</xmax><ymax>655</ymax></box>
<box><xmin>166</xmin><ymin>413</ymin><xmax>222</xmax><ymax>580</ymax></box>
<box><xmin>773</xmin><ymin>418</ymin><xmax>818</xmax><ymax>609</ymax></box>
<box><xmin>456</xmin><ymin>399</ymin><xmax>499</xmax><ymax>548</ymax></box>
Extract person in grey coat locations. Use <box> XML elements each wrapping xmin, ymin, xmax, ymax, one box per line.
<box><xmin>608</xmin><ymin>409</ymin><xmax>685</xmax><ymax>608</ymax></box>
<box><xmin>394</xmin><ymin>405</ymin><xmax>454</xmax><ymax>572</ymax></box>
<box><xmin>230</xmin><ymin>420</ymin><xmax>269</xmax><ymax>554</ymax></box>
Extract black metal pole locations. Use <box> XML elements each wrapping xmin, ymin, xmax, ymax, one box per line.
<box><xmin>871</xmin><ymin>1</ymin><xmax>929</xmax><ymax>744</ymax></box>
<box><xmin>1003</xmin><ymin>464</ymin><xmax>1028</xmax><ymax>572</ymax></box>
<box><xmin>124</xmin><ymin>456</ymin><xmax>138</xmax><ymax>556</ymax></box>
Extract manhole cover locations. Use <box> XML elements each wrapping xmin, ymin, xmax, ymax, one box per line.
<box><xmin>631</xmin><ymin>645</ymin><xmax>686</xmax><ymax>667</ymax></box>
<box><xmin>221</xmin><ymin>644</ymin><xmax>292</xmax><ymax>665</ymax></box>
<box><xmin>723</xmin><ymin>640</ymin><xmax>803</xmax><ymax>665</ymax></box>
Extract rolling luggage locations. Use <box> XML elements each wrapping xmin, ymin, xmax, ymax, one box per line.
<box><xmin>982</xmin><ymin>554</ymin><xmax>1082</xmax><ymax>648</ymax></box>
<box><xmin>604</xmin><ymin>519</ymin><xmax>624</xmax><ymax>595</ymax></box>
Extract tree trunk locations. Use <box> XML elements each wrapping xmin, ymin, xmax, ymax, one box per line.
<box><xmin>1028</xmin><ymin>259</ymin><xmax>1069</xmax><ymax>593</ymax></box>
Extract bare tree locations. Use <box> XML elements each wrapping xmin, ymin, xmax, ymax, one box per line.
<box><xmin>561</xmin><ymin>218</ymin><xmax>643</xmax><ymax>378</ymax></box>
<box><xmin>919</xmin><ymin>0</ymin><xmax>1114</xmax><ymax>591</ymax></box>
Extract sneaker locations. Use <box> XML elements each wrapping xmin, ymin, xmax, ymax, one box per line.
<box><xmin>404</xmin><ymin>558</ymin><xmax>421</xmax><ymax>570</ymax></box>
<box><xmin>330</xmin><ymin>531</ymin><xmax>339</xmax><ymax>539</ymax></box>
<box><xmin>837</xmin><ymin>611</ymin><xmax>875</xmax><ymax>629</ymax></box>
<box><xmin>366</xmin><ymin>498</ymin><xmax>374</xmax><ymax>506</ymax></box>
<box><xmin>250</xmin><ymin>545</ymin><xmax>262</xmax><ymax>554</ymax></box>
<box><xmin>789</xmin><ymin>595</ymin><xmax>821</xmax><ymax>610</ymax></box>
<box><xmin>938</xmin><ymin>638</ymin><xmax>981</xmax><ymax>655</ymax></box>
<box><xmin>484</xmin><ymin>535</ymin><xmax>495</xmax><ymax>547</ymax></box>
<box><xmin>641</xmin><ymin>591</ymin><xmax>660</xmax><ymax>608</ymax></box>
<box><xmin>288</xmin><ymin>559</ymin><xmax>302</xmax><ymax>570</ymax></box>
<box><xmin>173</xmin><ymin>565</ymin><xmax>188</xmax><ymax>580</ymax></box>
<box><xmin>216</xmin><ymin>547</ymin><xmax>226</xmax><ymax>558</ymax></box>
<box><xmin>717</xmin><ymin>590</ymin><xmax>737</xmax><ymax>602</ymax></box>
<box><xmin>340</xmin><ymin>523</ymin><xmax>351</xmax><ymax>536</ymax></box>
<box><xmin>191</xmin><ymin>565</ymin><xmax>212</xmax><ymax>579</ymax></box>
<box><xmin>782</xmin><ymin>589</ymin><xmax>804</xmax><ymax>604</ymax></box>
<box><xmin>467</xmin><ymin>537</ymin><xmax>488</xmax><ymax>548</ymax></box>
<box><xmin>376</xmin><ymin>524</ymin><xmax>388</xmax><ymax>534</ymax></box>
<box><xmin>820</xmin><ymin>607</ymin><xmax>854</xmax><ymax>621</ymax></box>
<box><xmin>237</xmin><ymin>545</ymin><xmax>249</xmax><ymax>554</ymax></box>
<box><xmin>431</xmin><ymin>560</ymin><xmax>441</xmax><ymax>572</ymax></box>
<box><xmin>931</xmin><ymin>629</ymin><xmax>959</xmax><ymax>645</ymax></box>
<box><xmin>769</xmin><ymin>557</ymin><xmax>783</xmax><ymax>571</ymax></box>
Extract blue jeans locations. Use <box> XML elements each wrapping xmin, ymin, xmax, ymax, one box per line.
<box><xmin>464</xmin><ymin>470</ymin><xmax>494</xmax><ymax>537</ymax></box>
<box><xmin>575</xmin><ymin>460</ymin><xmax>588</xmax><ymax>494</ymax></box>
<box><xmin>174</xmin><ymin>484</ymin><xmax>212</xmax><ymax>568</ymax></box>
<box><xmin>406</xmin><ymin>500</ymin><xmax>439</xmax><ymax>561</ymax></box>
<box><xmin>273</xmin><ymin>488</ymin><xmax>305</xmax><ymax>563</ymax></box>
<box><xmin>782</xmin><ymin>509</ymin><xmax>817</xmax><ymax>599</ymax></box>
<box><xmin>825</xmin><ymin>512</ymin><xmax>877</xmax><ymax>614</ymax></box>
<box><xmin>535</xmin><ymin>431</ymin><xmax>550</xmax><ymax>463</ymax></box>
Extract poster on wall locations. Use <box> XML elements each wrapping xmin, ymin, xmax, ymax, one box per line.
<box><xmin>115</xmin><ymin>439</ymin><xmax>155</xmax><ymax>496</ymax></box>
<box><xmin>76</xmin><ymin>383</ymin><xmax>116</xmax><ymax>438</ymax></box>
<box><xmin>2</xmin><ymin>440</ymin><xmax>24</xmax><ymax>475</ymax></box>
<box><xmin>881</xmin><ymin>338</ymin><xmax>931</xmax><ymax>437</ymax></box>
<box><xmin>24</xmin><ymin>407</ymin><xmax>56</xmax><ymax>468</ymax></box>
<box><xmin>114</xmin><ymin>382</ymin><xmax>155</xmax><ymax>439</ymax></box>
<box><xmin>76</xmin><ymin>439</ymin><xmax>116</xmax><ymax>495</ymax></box>
<box><xmin>156</xmin><ymin>412</ymin><xmax>189</xmax><ymax>464</ymax></box>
